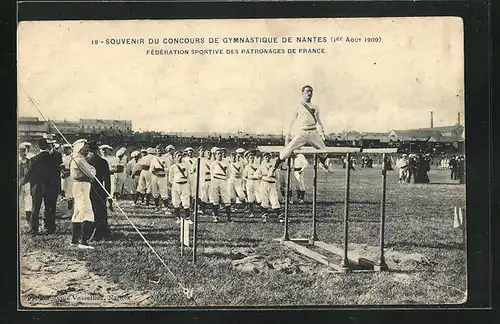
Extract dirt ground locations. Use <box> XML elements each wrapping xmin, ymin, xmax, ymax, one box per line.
<box><xmin>20</xmin><ymin>250</ymin><xmax>152</xmax><ymax>308</ymax></box>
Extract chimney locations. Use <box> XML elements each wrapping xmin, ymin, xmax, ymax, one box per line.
<box><xmin>458</xmin><ymin>112</ymin><xmax>461</xmax><ymax>125</ymax></box>
<box><xmin>430</xmin><ymin>111</ymin><xmax>434</xmax><ymax>128</ymax></box>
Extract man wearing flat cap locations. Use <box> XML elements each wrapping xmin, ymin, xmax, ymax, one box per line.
<box><xmin>87</xmin><ymin>141</ymin><xmax>112</xmax><ymax>242</ymax></box>
<box><xmin>195</xmin><ymin>146</ymin><xmax>212</xmax><ymax>215</ymax></box>
<box><xmin>126</xmin><ymin>151</ymin><xmax>141</xmax><ymax>195</ymax></box>
<box><xmin>134</xmin><ymin>147</ymin><xmax>155</xmax><ymax>206</ymax></box>
<box><xmin>168</xmin><ymin>151</ymin><xmax>193</xmax><ymax>223</ymax></box>
<box><xmin>22</xmin><ymin>137</ymin><xmax>61</xmax><ymax>235</ymax></box>
<box><xmin>243</xmin><ymin>151</ymin><xmax>262</xmax><ymax>218</ymax></box>
<box><xmin>210</xmin><ymin>148</ymin><xmax>232</xmax><ymax>222</ymax></box>
<box><xmin>150</xmin><ymin>147</ymin><xmax>169</xmax><ymax>212</ymax></box>
<box><xmin>159</xmin><ymin>145</ymin><xmax>175</xmax><ymax>209</ymax></box>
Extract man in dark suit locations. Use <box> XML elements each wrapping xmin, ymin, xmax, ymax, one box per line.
<box><xmin>87</xmin><ymin>141</ymin><xmax>112</xmax><ymax>241</ymax></box>
<box><xmin>23</xmin><ymin>137</ymin><xmax>62</xmax><ymax>235</ymax></box>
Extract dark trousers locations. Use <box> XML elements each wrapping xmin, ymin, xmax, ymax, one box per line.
<box><xmin>90</xmin><ymin>194</ymin><xmax>109</xmax><ymax>240</ymax></box>
<box><xmin>31</xmin><ymin>183</ymin><xmax>58</xmax><ymax>233</ymax></box>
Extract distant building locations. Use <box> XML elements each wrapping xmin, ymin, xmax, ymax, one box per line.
<box><xmin>18</xmin><ymin>117</ymin><xmax>47</xmax><ymax>137</ymax></box>
<box><xmin>79</xmin><ymin>119</ymin><xmax>132</xmax><ymax>133</ymax></box>
<box><xmin>18</xmin><ymin>116</ymin><xmax>133</xmax><ymax>140</ymax></box>
<box><xmin>388</xmin><ymin>124</ymin><xmax>464</xmax><ymax>143</ymax></box>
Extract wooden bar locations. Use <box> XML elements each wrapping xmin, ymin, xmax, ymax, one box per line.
<box><xmin>192</xmin><ymin>157</ymin><xmax>201</xmax><ymax>264</ymax></box>
<box><xmin>258</xmin><ymin>146</ymin><xmax>361</xmax><ymax>154</ymax></box>
<box><xmin>257</xmin><ymin>146</ymin><xmax>398</xmax><ymax>154</ymax></box>
<box><xmin>375</xmin><ymin>153</ymin><xmax>389</xmax><ymax>271</ymax></box>
<box><xmin>360</xmin><ymin>148</ymin><xmax>399</xmax><ymax>154</ymax></box>
<box><xmin>313</xmin><ymin>241</ymin><xmax>375</xmax><ymax>268</ymax></box>
<box><xmin>341</xmin><ymin>152</ymin><xmax>351</xmax><ymax>271</ymax></box>
<box><xmin>282</xmin><ymin>240</ymin><xmax>342</xmax><ymax>272</ymax></box>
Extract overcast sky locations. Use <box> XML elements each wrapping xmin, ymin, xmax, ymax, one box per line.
<box><xmin>18</xmin><ymin>17</ymin><xmax>464</xmax><ymax>134</ymax></box>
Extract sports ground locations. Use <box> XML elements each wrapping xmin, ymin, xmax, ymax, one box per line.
<box><xmin>19</xmin><ymin>167</ymin><xmax>466</xmax><ymax>307</ymax></box>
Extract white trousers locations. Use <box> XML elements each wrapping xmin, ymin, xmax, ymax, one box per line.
<box><xmin>279</xmin><ymin>130</ymin><xmax>326</xmax><ymax>160</ymax></box>
<box><xmin>19</xmin><ymin>183</ymin><xmax>32</xmax><ymax>212</ymax></box>
<box><xmin>137</xmin><ymin>170</ymin><xmax>152</xmax><ymax>194</ymax></box>
<box><xmin>115</xmin><ymin>172</ymin><xmax>126</xmax><ymax>196</ymax></box>
<box><xmin>294</xmin><ymin>171</ymin><xmax>306</xmax><ymax>191</ymax></box>
<box><xmin>210</xmin><ymin>178</ymin><xmax>231</xmax><ymax>206</ymax></box>
<box><xmin>260</xmin><ymin>180</ymin><xmax>280</xmax><ymax>209</ymax></box>
<box><xmin>246</xmin><ymin>180</ymin><xmax>261</xmax><ymax>203</ymax></box>
<box><xmin>151</xmin><ymin>175</ymin><xmax>168</xmax><ymax>199</ymax></box>
<box><xmin>228</xmin><ymin>177</ymin><xmax>246</xmax><ymax>201</ymax></box>
<box><xmin>71</xmin><ymin>181</ymin><xmax>94</xmax><ymax>223</ymax></box>
<box><xmin>171</xmin><ymin>182</ymin><xmax>190</xmax><ymax>208</ymax></box>
<box><xmin>200</xmin><ymin>180</ymin><xmax>211</xmax><ymax>203</ymax></box>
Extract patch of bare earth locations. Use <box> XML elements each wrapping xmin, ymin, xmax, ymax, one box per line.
<box><xmin>20</xmin><ymin>250</ymin><xmax>152</xmax><ymax>308</ymax></box>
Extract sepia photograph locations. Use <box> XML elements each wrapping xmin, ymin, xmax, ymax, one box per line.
<box><xmin>17</xmin><ymin>17</ymin><xmax>466</xmax><ymax>308</ymax></box>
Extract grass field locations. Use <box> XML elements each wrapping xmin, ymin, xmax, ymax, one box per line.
<box><xmin>19</xmin><ymin>167</ymin><xmax>467</xmax><ymax>307</ymax></box>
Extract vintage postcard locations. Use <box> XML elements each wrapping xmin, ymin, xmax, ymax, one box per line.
<box><xmin>17</xmin><ymin>17</ymin><xmax>466</xmax><ymax>308</ymax></box>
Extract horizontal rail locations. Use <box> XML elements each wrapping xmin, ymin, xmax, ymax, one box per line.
<box><xmin>257</xmin><ymin>146</ymin><xmax>398</xmax><ymax>154</ymax></box>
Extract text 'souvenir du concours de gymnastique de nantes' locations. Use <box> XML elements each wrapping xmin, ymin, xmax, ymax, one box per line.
<box><xmin>90</xmin><ymin>35</ymin><xmax>383</xmax><ymax>56</ymax></box>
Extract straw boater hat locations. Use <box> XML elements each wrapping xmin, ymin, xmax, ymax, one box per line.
<box><xmin>20</xmin><ymin>142</ymin><xmax>32</xmax><ymax>148</ymax></box>
<box><xmin>165</xmin><ymin>145</ymin><xmax>175</xmax><ymax>151</ymax></box>
<box><xmin>99</xmin><ymin>144</ymin><xmax>113</xmax><ymax>151</ymax></box>
<box><xmin>184</xmin><ymin>147</ymin><xmax>194</xmax><ymax>153</ymax></box>
<box><xmin>146</xmin><ymin>147</ymin><xmax>155</xmax><ymax>154</ymax></box>
<box><xmin>130</xmin><ymin>151</ymin><xmax>140</xmax><ymax>158</ymax></box>
<box><xmin>116</xmin><ymin>147</ymin><xmax>126</xmax><ymax>157</ymax></box>
<box><xmin>235</xmin><ymin>148</ymin><xmax>245</xmax><ymax>154</ymax></box>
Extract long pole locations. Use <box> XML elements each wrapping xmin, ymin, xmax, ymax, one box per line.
<box><xmin>341</xmin><ymin>152</ymin><xmax>351</xmax><ymax>272</ymax></box>
<box><xmin>282</xmin><ymin>157</ymin><xmax>291</xmax><ymax>241</ymax></box>
<box><xmin>375</xmin><ymin>153</ymin><xmax>389</xmax><ymax>271</ymax></box>
<box><xmin>192</xmin><ymin>157</ymin><xmax>201</xmax><ymax>263</ymax></box>
<box><xmin>310</xmin><ymin>154</ymin><xmax>318</xmax><ymax>243</ymax></box>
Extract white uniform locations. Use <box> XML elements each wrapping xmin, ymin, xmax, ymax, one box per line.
<box><xmin>397</xmin><ymin>157</ymin><xmax>409</xmax><ymax>181</ymax></box>
<box><xmin>150</xmin><ymin>155</ymin><xmax>168</xmax><ymax>200</ymax></box>
<box><xmin>126</xmin><ymin>158</ymin><xmax>139</xmax><ymax>193</ymax></box>
<box><xmin>61</xmin><ymin>154</ymin><xmax>74</xmax><ymax>199</ymax></box>
<box><xmin>210</xmin><ymin>159</ymin><xmax>231</xmax><ymax>206</ymax></box>
<box><xmin>136</xmin><ymin>154</ymin><xmax>154</xmax><ymax>194</ymax></box>
<box><xmin>70</xmin><ymin>154</ymin><xmax>96</xmax><ymax>223</ymax></box>
<box><xmin>115</xmin><ymin>155</ymin><xmax>127</xmax><ymax>196</ymax></box>
<box><xmin>184</xmin><ymin>157</ymin><xmax>197</xmax><ymax>198</ymax></box>
<box><xmin>293</xmin><ymin>154</ymin><xmax>308</xmax><ymax>191</ymax></box>
<box><xmin>168</xmin><ymin>162</ymin><xmax>190</xmax><ymax>209</ymax></box>
<box><xmin>280</xmin><ymin>102</ymin><xmax>327</xmax><ymax>160</ymax></box>
<box><xmin>19</xmin><ymin>155</ymin><xmax>32</xmax><ymax>213</ymax></box>
<box><xmin>243</xmin><ymin>162</ymin><xmax>261</xmax><ymax>204</ymax></box>
<box><xmin>228</xmin><ymin>160</ymin><xmax>246</xmax><ymax>202</ymax></box>
<box><xmin>255</xmin><ymin>161</ymin><xmax>280</xmax><ymax>209</ymax></box>
<box><xmin>160</xmin><ymin>153</ymin><xmax>174</xmax><ymax>200</ymax></box>
<box><xmin>103</xmin><ymin>155</ymin><xmax>120</xmax><ymax>197</ymax></box>
<box><xmin>199</xmin><ymin>157</ymin><xmax>212</xmax><ymax>203</ymax></box>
